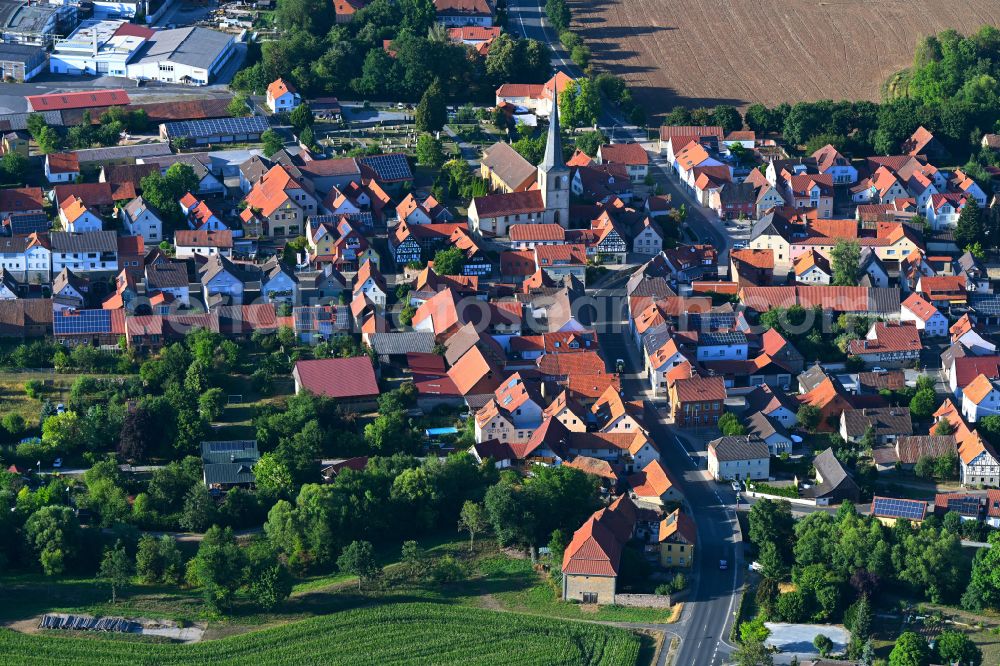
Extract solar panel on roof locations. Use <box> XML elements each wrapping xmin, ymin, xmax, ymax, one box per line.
<box><xmin>8</xmin><ymin>213</ymin><xmax>50</xmax><ymax>235</ymax></box>
<box><xmin>207</xmin><ymin>441</ymin><xmax>254</xmax><ymax>453</ymax></box>
<box><xmin>53</xmin><ymin>309</ymin><xmax>112</xmax><ymax>336</ymax></box>
<box><xmin>359</xmin><ymin>154</ymin><xmax>412</xmax><ymax>182</ymax></box>
<box><xmin>873</xmin><ymin>497</ymin><xmax>925</xmax><ymax>520</ymax></box>
<box><xmin>946</xmin><ymin>496</ymin><xmax>982</xmax><ymax>516</ymax></box>
<box><xmin>163</xmin><ymin>116</ymin><xmax>269</xmax><ymax>139</ymax></box>
<box><xmin>970</xmin><ymin>294</ymin><xmax>1000</xmax><ymax>317</ymax></box>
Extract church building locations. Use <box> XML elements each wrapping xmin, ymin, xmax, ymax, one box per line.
<box><xmin>468</xmin><ymin>99</ymin><xmax>570</xmax><ymax>235</ymax></box>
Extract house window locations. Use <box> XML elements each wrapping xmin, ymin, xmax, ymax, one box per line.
<box><xmin>582</xmin><ymin>592</ymin><xmax>598</xmax><ymax>603</ymax></box>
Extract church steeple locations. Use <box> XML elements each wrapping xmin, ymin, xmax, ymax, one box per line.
<box><xmin>537</xmin><ymin>91</ymin><xmax>569</xmax><ymax>227</ymax></box>
<box><xmin>539</xmin><ymin>94</ymin><xmax>566</xmax><ymax>174</ymax></box>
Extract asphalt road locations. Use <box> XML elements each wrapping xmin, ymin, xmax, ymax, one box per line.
<box><xmin>507</xmin><ymin>0</ymin><xmax>734</xmax><ymax>265</ymax></box>
<box><xmin>591</xmin><ymin>276</ymin><xmax>743</xmax><ymax>665</ymax></box>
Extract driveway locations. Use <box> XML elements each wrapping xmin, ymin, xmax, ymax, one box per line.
<box><xmin>764</xmin><ymin>622</ymin><xmax>851</xmax><ymax>663</ymax></box>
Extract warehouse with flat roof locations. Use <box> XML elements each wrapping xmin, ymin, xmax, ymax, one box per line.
<box><xmin>127</xmin><ymin>26</ymin><xmax>236</xmax><ymax>86</ymax></box>
<box><xmin>48</xmin><ymin>20</ymin><xmax>236</xmax><ymax>86</ymax></box>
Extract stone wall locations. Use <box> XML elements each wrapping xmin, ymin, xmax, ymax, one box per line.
<box><xmin>613</xmin><ymin>593</ymin><xmax>673</xmax><ymax>608</ymax></box>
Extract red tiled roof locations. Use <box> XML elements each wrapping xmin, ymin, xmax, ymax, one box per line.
<box><xmin>849</xmin><ymin>322</ymin><xmax>921</xmax><ymax>355</ymax></box>
<box><xmin>434</xmin><ymin>0</ymin><xmax>492</xmax><ymax>15</ymax></box>
<box><xmin>627</xmin><ymin>459</ymin><xmax>678</xmax><ymax>498</ymax></box>
<box><xmin>472</xmin><ymin>190</ymin><xmax>545</xmax><ymax>218</ymax></box>
<box><xmin>600</xmin><ymin>142</ymin><xmax>648</xmax><ymax>166</ymax></box>
<box><xmin>447</xmin><ymin>26</ymin><xmax>501</xmax><ymax>41</ymax></box>
<box><xmin>0</xmin><ymin>187</ymin><xmax>44</xmax><ymax>212</ymax></box>
<box><xmin>901</xmin><ymin>292</ymin><xmax>940</xmax><ymax>323</ymax></box>
<box><xmin>731</xmin><ymin>248</ymin><xmax>774</xmax><ymax>270</ymax></box>
<box><xmin>175</xmin><ymin>230</ymin><xmax>233</xmax><ymax>248</ymax></box>
<box><xmin>267</xmin><ymin>78</ymin><xmax>296</xmax><ymax>100</ymax></box>
<box><xmin>27</xmin><ymin>89</ymin><xmax>129</xmax><ymax>111</ymax></box>
<box><xmin>294</xmin><ymin>357</ymin><xmax>379</xmax><ymax>400</ymax></box>
<box><xmin>535</xmin><ymin>243</ymin><xmax>586</xmax><ymax>266</ymax></box>
<box><xmin>658</xmin><ymin>508</ymin><xmax>696</xmax><ymax>545</ymax></box>
<box><xmin>509</xmin><ymin>223</ymin><xmax>565</xmax><ymax>242</ymax></box>
<box><xmin>562</xmin><ymin>495</ymin><xmax>637</xmax><ymax>577</ymax></box>
<box><xmin>47</xmin><ymin>153</ymin><xmax>79</xmax><ymax>174</ymax></box>
<box><xmin>537</xmin><ymin>350</ymin><xmax>605</xmax><ymax>377</ymax></box>
<box><xmin>658</xmin><ymin>125</ymin><xmax>724</xmax><ymax>142</ymax></box>
<box><xmin>673</xmin><ymin>375</ymin><xmax>725</xmax><ymax>403</ymax></box>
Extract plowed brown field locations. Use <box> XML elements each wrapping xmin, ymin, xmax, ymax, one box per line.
<box><xmin>572</xmin><ymin>0</ymin><xmax>1000</xmax><ymax>112</ymax></box>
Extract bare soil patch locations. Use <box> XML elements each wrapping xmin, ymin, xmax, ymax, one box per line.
<box><xmin>572</xmin><ymin>0</ymin><xmax>1000</xmax><ymax>112</ymax></box>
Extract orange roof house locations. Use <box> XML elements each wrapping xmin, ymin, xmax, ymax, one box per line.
<box><xmin>730</xmin><ymin>248</ymin><xmax>774</xmax><ymax>286</ymax></box>
<box><xmin>561</xmin><ymin>494</ymin><xmax>637</xmax><ymax>602</ymax></box>
<box><xmin>627</xmin><ymin>459</ymin><xmax>682</xmax><ymax>505</ymax></box>
<box><xmin>658</xmin><ymin>509</ymin><xmax>697</xmax><ymax>567</ymax></box>
<box><xmin>266</xmin><ymin>78</ymin><xmax>300</xmax><ymax>112</ymax></box>
<box><xmin>669</xmin><ymin>375</ymin><xmax>726</xmax><ymax>427</ymax></box>
<box><xmin>333</xmin><ymin>0</ymin><xmax>368</xmax><ymax>22</ymax></box>
<box><xmin>798</xmin><ymin>377</ymin><xmax>853</xmax><ymax>431</ymax></box>
<box><xmin>447</xmin><ymin>345</ymin><xmax>503</xmax><ymax>397</ymax></box>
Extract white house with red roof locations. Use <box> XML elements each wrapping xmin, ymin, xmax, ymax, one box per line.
<box><xmin>848</xmin><ymin>321</ymin><xmax>922</xmax><ymax>368</ymax></box>
<box><xmin>925</xmin><ymin>192</ymin><xmax>969</xmax><ymax>230</ymax></box>
<box><xmin>900</xmin><ymin>292</ymin><xmax>947</xmax><ymax>338</ymax></box>
<box><xmin>961</xmin><ymin>374</ymin><xmax>1000</xmax><ymax>424</ymax></box>
<box><xmin>240</xmin><ymin>165</ymin><xmax>317</xmax><ymax>238</ymax></box>
<box><xmin>45</xmin><ymin>153</ymin><xmax>79</xmax><ymax>184</ymax></box>
<box><xmin>495</xmin><ymin>72</ymin><xmax>574</xmax><ymax>117</ymax></box>
<box><xmin>434</xmin><ymin>0</ymin><xmax>494</xmax><ymax>26</ymax></box>
<box><xmin>596</xmin><ymin>143</ymin><xmax>649</xmax><ymax>181</ymax></box>
<box><xmin>811</xmin><ymin>144</ymin><xmax>857</xmax><ymax>185</ymax></box>
<box><xmin>58</xmin><ymin>195</ymin><xmax>103</xmax><ymax>234</ymax></box>
<box><xmin>474</xmin><ymin>373</ymin><xmax>544</xmax><ymax>444</ymax></box>
<box><xmin>266</xmin><ymin>78</ymin><xmax>300</xmax><ymax>113</ymax></box>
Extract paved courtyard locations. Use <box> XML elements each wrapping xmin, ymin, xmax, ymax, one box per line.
<box><xmin>764</xmin><ymin>622</ymin><xmax>851</xmax><ymax>663</ymax></box>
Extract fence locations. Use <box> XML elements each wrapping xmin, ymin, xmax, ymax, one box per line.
<box><xmin>746</xmin><ymin>490</ymin><xmax>817</xmax><ymax>507</ymax></box>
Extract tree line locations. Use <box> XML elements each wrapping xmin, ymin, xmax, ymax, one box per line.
<box><xmin>234</xmin><ymin>0</ymin><xmax>549</xmax><ymax>103</ymax></box>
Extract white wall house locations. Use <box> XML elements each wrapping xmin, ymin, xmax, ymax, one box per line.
<box><xmin>900</xmin><ymin>294</ymin><xmax>948</xmax><ymax>338</ymax></box>
<box><xmin>120</xmin><ymin>197</ymin><xmax>163</xmax><ymax>245</ymax></box>
<box><xmin>962</xmin><ymin>376</ymin><xmax>1000</xmax><ymax>424</ymax></box>
<box><xmin>694</xmin><ymin>332</ymin><xmax>747</xmax><ymax>363</ymax></box>
<box><xmin>925</xmin><ymin>194</ymin><xmax>966</xmax><ymax>230</ymax></box>
<box><xmin>59</xmin><ymin>198</ymin><xmax>103</xmax><ymax>234</ymax></box>
<box><xmin>266</xmin><ymin>78</ymin><xmax>300</xmax><ymax>113</ymax></box>
<box><xmin>44</xmin><ymin>154</ymin><xmax>79</xmax><ymax>184</ymax></box>
<box><xmin>261</xmin><ymin>263</ymin><xmax>299</xmax><ymax>306</ymax></box>
<box><xmin>50</xmin><ymin>231</ymin><xmax>118</xmax><ymax>274</ymax></box>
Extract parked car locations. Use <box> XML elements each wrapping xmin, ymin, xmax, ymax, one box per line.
<box><xmin>731</xmin><ymin>481</ymin><xmax>741</xmax><ymax>492</ymax></box>
<box><xmin>52</xmin><ymin>458</ymin><xmax>62</xmax><ymax>469</ymax></box>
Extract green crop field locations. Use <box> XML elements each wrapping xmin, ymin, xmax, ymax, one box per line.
<box><xmin>0</xmin><ymin>603</ymin><xmax>640</xmax><ymax>665</ymax></box>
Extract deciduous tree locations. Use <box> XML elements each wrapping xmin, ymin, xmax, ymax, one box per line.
<box><xmin>99</xmin><ymin>541</ymin><xmax>134</xmax><ymax>604</ymax></box>
<box><xmin>337</xmin><ymin>539</ymin><xmax>381</xmax><ymax>590</ymax></box>
<box><xmin>457</xmin><ymin>500</ymin><xmax>487</xmax><ymax>550</ymax></box>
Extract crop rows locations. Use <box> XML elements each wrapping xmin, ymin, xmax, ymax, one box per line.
<box><xmin>571</xmin><ymin>0</ymin><xmax>1000</xmax><ymax>111</ymax></box>
<box><xmin>0</xmin><ymin>603</ymin><xmax>640</xmax><ymax>665</ymax></box>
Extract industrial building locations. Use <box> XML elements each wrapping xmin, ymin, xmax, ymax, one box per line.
<box><xmin>127</xmin><ymin>26</ymin><xmax>236</xmax><ymax>85</ymax></box>
<box><xmin>49</xmin><ymin>19</ymin><xmax>236</xmax><ymax>85</ymax></box>
<box><xmin>0</xmin><ymin>42</ymin><xmax>45</xmax><ymax>81</ymax></box>
<box><xmin>0</xmin><ymin>0</ymin><xmax>77</xmax><ymax>47</ymax></box>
